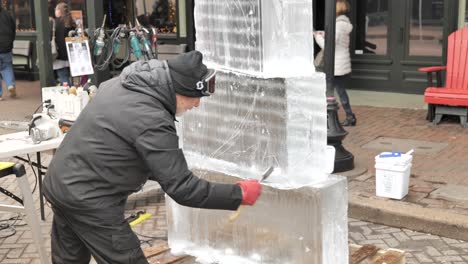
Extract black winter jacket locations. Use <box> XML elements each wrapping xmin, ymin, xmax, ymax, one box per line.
<box><xmin>43</xmin><ymin>60</ymin><xmax>243</xmax><ymax>213</ymax></box>
<box><xmin>0</xmin><ymin>9</ymin><xmax>15</xmax><ymax>53</ymax></box>
<box><xmin>54</xmin><ymin>18</ymin><xmax>74</xmax><ymax>61</ymax></box>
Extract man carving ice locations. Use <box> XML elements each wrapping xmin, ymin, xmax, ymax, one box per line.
<box><xmin>43</xmin><ymin>51</ymin><xmax>262</xmax><ymax>263</ymax></box>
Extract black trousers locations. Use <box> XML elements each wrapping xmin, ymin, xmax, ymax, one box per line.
<box><xmin>334</xmin><ymin>74</ymin><xmax>355</xmax><ymax>119</ymax></box>
<box><xmin>51</xmin><ymin>206</ymin><xmax>148</xmax><ymax>264</ymax></box>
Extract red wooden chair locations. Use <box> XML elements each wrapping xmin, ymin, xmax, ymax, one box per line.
<box><xmin>419</xmin><ymin>27</ymin><xmax>468</xmax><ymax>128</ymax></box>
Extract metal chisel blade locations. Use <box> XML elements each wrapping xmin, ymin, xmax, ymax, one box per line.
<box><xmin>260</xmin><ymin>166</ymin><xmax>274</xmax><ymax>182</ymax></box>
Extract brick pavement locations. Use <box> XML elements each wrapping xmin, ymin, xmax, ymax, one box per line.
<box><xmin>0</xmin><ymin>80</ymin><xmax>42</xmax><ymax>122</ymax></box>
<box><xmin>341</xmin><ymin>106</ymin><xmax>468</xmax><ymax>239</ymax></box>
<box><xmin>349</xmin><ymin>218</ymin><xmax>468</xmax><ymax>263</ymax></box>
<box><xmin>343</xmin><ymin>106</ymin><xmax>468</xmax><ymax>186</ymax></box>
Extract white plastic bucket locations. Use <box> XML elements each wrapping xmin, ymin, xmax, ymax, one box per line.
<box><xmin>375</xmin><ymin>152</ymin><xmax>413</xmax><ymax>199</ymax></box>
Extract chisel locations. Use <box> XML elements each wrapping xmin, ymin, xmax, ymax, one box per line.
<box><xmin>229</xmin><ymin>166</ymin><xmax>274</xmax><ymax>222</ymax></box>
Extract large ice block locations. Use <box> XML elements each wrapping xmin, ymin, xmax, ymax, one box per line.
<box><xmin>167</xmin><ymin>171</ymin><xmax>348</xmax><ymax>263</ymax></box>
<box><xmin>178</xmin><ymin>71</ymin><xmax>327</xmax><ymax>186</ymax></box>
<box><xmin>194</xmin><ymin>0</ymin><xmax>315</xmax><ymax>77</ymax></box>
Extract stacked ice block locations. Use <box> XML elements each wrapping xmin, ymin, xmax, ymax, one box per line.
<box><xmin>167</xmin><ymin>172</ymin><xmax>348</xmax><ymax>264</ymax></box>
<box><xmin>194</xmin><ymin>0</ymin><xmax>315</xmax><ymax>78</ymax></box>
<box><xmin>180</xmin><ymin>72</ymin><xmax>328</xmax><ymax>186</ymax></box>
<box><xmin>167</xmin><ymin>0</ymin><xmax>349</xmax><ymax>263</ymax></box>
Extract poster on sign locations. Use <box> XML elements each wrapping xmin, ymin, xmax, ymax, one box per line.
<box><xmin>65</xmin><ymin>38</ymin><xmax>94</xmax><ymax>77</ymax></box>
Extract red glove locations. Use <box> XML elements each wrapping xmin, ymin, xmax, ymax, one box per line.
<box><xmin>236</xmin><ymin>180</ymin><xmax>262</xmax><ymax>205</ymax></box>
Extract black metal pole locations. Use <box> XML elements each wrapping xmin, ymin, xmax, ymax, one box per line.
<box><xmin>36</xmin><ymin>152</ymin><xmax>45</xmax><ymax>221</ymax></box>
<box><xmin>324</xmin><ymin>0</ymin><xmax>354</xmax><ymax>172</ymax></box>
<box><xmin>186</xmin><ymin>0</ymin><xmax>196</xmax><ymax>51</ymax></box>
<box><xmin>34</xmin><ymin>0</ymin><xmax>55</xmax><ymax>88</ymax></box>
<box><xmin>324</xmin><ymin>0</ymin><xmax>336</xmax><ymax>98</ymax></box>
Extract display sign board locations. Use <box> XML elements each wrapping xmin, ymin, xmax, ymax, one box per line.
<box><xmin>65</xmin><ymin>37</ymin><xmax>94</xmax><ymax>77</ymax></box>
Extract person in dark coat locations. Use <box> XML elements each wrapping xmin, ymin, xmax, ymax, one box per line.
<box><xmin>0</xmin><ymin>5</ymin><xmax>16</xmax><ymax>99</ymax></box>
<box><xmin>43</xmin><ymin>51</ymin><xmax>262</xmax><ymax>264</ymax></box>
<box><xmin>53</xmin><ymin>2</ymin><xmax>75</xmax><ymax>85</ymax></box>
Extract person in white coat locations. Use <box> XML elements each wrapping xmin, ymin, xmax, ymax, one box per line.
<box><xmin>314</xmin><ymin>0</ymin><xmax>356</xmax><ymax>126</ymax></box>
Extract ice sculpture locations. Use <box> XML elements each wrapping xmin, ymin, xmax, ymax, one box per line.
<box><xmin>167</xmin><ymin>0</ymin><xmax>349</xmax><ymax>263</ymax></box>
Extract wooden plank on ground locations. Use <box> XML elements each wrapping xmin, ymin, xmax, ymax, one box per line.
<box><xmin>148</xmin><ymin>253</ymin><xmax>192</xmax><ymax>264</ymax></box>
<box><xmin>370</xmin><ymin>248</ymin><xmax>406</xmax><ymax>264</ymax></box>
<box><xmin>350</xmin><ymin>244</ymin><xmax>406</xmax><ymax>264</ymax></box>
<box><xmin>350</xmin><ymin>244</ymin><xmax>379</xmax><ymax>264</ymax></box>
<box><xmin>143</xmin><ymin>243</ymin><xmax>170</xmax><ymax>258</ymax></box>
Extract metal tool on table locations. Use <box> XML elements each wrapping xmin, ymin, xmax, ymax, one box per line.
<box><xmin>28</xmin><ymin>113</ymin><xmax>61</xmax><ymax>144</ymax></box>
<box><xmin>229</xmin><ymin>166</ymin><xmax>274</xmax><ymax>222</ymax></box>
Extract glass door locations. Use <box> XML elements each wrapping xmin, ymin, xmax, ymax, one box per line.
<box><xmin>350</xmin><ymin>0</ymin><xmax>455</xmax><ymax>94</ymax></box>
<box><xmin>354</xmin><ymin>0</ymin><xmax>389</xmax><ymax>56</ymax></box>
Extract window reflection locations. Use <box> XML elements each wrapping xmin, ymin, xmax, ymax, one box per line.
<box><xmin>355</xmin><ymin>0</ymin><xmax>389</xmax><ymax>55</ymax></box>
<box><xmin>135</xmin><ymin>0</ymin><xmax>177</xmax><ymax>35</ymax></box>
<box><xmin>14</xmin><ymin>0</ymin><xmax>33</xmax><ymax>31</ymax></box>
<box><xmin>409</xmin><ymin>0</ymin><xmax>443</xmax><ymax>57</ymax></box>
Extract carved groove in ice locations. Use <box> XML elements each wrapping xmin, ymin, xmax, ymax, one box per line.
<box><xmin>167</xmin><ymin>172</ymin><xmax>349</xmax><ymax>264</ymax></box>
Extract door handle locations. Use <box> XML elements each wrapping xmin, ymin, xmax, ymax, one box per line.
<box><xmin>399</xmin><ymin>27</ymin><xmax>404</xmax><ymax>43</ymax></box>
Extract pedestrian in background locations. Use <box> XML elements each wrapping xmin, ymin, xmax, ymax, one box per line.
<box><xmin>53</xmin><ymin>2</ymin><xmax>75</xmax><ymax>85</ymax></box>
<box><xmin>314</xmin><ymin>0</ymin><xmax>356</xmax><ymax>126</ymax></box>
<box><xmin>0</xmin><ymin>5</ymin><xmax>17</xmax><ymax>100</ymax></box>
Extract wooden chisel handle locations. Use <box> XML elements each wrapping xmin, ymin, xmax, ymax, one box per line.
<box><xmin>228</xmin><ymin>166</ymin><xmax>274</xmax><ymax>222</ymax></box>
<box><xmin>229</xmin><ymin>205</ymin><xmax>243</xmax><ymax>222</ymax></box>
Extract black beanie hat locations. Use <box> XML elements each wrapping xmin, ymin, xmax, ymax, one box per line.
<box><xmin>167</xmin><ymin>51</ymin><xmax>211</xmax><ymax>98</ymax></box>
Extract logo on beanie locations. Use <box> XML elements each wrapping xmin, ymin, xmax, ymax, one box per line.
<box><xmin>196</xmin><ymin>81</ymin><xmax>204</xmax><ymax>90</ymax></box>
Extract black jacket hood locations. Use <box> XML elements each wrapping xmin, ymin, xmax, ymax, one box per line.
<box><xmin>120</xmin><ymin>59</ymin><xmax>177</xmax><ymax>116</ymax></box>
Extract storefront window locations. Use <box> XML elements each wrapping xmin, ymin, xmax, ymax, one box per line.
<box><xmin>14</xmin><ymin>0</ymin><xmax>34</xmax><ymax>31</ymax></box>
<box><xmin>135</xmin><ymin>0</ymin><xmax>178</xmax><ymax>36</ymax></box>
<box><xmin>0</xmin><ymin>0</ymin><xmax>36</xmax><ymax>32</ymax></box>
<box><xmin>104</xmin><ymin>0</ymin><xmax>131</xmax><ymax>28</ymax></box>
<box><xmin>1</xmin><ymin>0</ymin><xmax>88</xmax><ymax>33</ymax></box>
